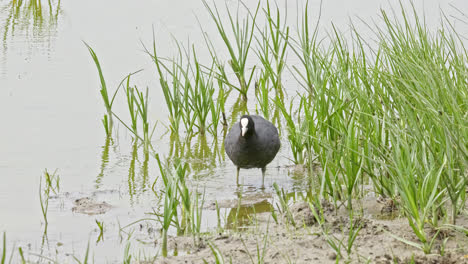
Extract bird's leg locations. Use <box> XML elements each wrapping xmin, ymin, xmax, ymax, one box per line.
<box><xmin>261</xmin><ymin>167</ymin><xmax>266</xmax><ymax>189</ymax></box>
<box><xmin>236</xmin><ymin>167</ymin><xmax>240</xmax><ymax>186</ymax></box>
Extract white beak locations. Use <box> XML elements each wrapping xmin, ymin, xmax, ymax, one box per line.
<box><xmin>240</xmin><ymin>117</ymin><xmax>249</xmax><ymax>137</ymax></box>
<box><xmin>241</xmin><ymin>127</ymin><xmax>248</xmax><ymax>137</ymax></box>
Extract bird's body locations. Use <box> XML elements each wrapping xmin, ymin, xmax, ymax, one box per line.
<box><xmin>224</xmin><ymin>115</ymin><xmax>280</xmax><ymax>187</ymax></box>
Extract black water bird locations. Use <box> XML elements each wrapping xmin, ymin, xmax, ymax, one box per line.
<box><xmin>224</xmin><ymin>115</ymin><xmax>280</xmax><ymax>187</ymax></box>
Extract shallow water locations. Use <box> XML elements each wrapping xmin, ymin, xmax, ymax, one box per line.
<box><xmin>1</xmin><ymin>0</ymin><xmax>468</xmax><ymax>262</ymax></box>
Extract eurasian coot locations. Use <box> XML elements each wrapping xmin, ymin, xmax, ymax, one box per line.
<box><xmin>224</xmin><ymin>115</ymin><xmax>280</xmax><ymax>187</ymax></box>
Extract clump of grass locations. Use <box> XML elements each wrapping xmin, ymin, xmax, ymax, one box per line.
<box><xmin>202</xmin><ymin>0</ymin><xmax>259</xmax><ymax>101</ymax></box>
<box><xmin>86</xmin><ymin>43</ymin><xmax>153</xmax><ymax>145</ymax></box>
<box><xmin>277</xmin><ymin>1</ymin><xmax>468</xmax><ymax>255</ymax></box>
<box><xmin>154</xmin><ymin>154</ymin><xmax>179</xmax><ymax>257</ymax></box>
<box><xmin>272</xmin><ymin>183</ymin><xmax>295</xmax><ymax>227</ymax></box>
<box><xmin>289</xmin><ymin>0</ymin><xmax>324</xmax><ymax>96</ymax></box>
<box><xmin>153</xmin><ymin>154</ymin><xmax>206</xmax><ymax>257</ymax></box>
<box><xmin>133</xmin><ymin>86</ymin><xmax>153</xmax><ymax>149</ymax></box>
<box><xmin>341</xmin><ymin>114</ymin><xmax>363</xmax><ymax>210</ymax></box>
<box><xmin>112</xmin><ymin>75</ymin><xmax>156</xmax><ymax>150</ymax></box>
<box><xmin>376</xmin><ymin>6</ymin><xmax>468</xmax><ymax>225</ymax></box>
<box><xmin>275</xmin><ymin>96</ymin><xmax>311</xmax><ymax>165</ymax></box>
<box><xmin>208</xmin><ymin>79</ymin><xmax>230</xmax><ymax>136</ymax></box>
<box><xmin>147</xmin><ymin>38</ymin><xmax>221</xmax><ymax>137</ymax></box>
<box><xmin>254</xmin><ymin>71</ymin><xmax>271</xmax><ymax>120</ymax></box>
<box><xmin>189</xmin><ymin>49</ymin><xmax>216</xmax><ymax>135</ymax></box>
<box><xmin>146</xmin><ymin>35</ymin><xmax>185</xmax><ymax>136</ymax></box>
<box><xmin>385</xmin><ymin>135</ymin><xmax>447</xmax><ymax>253</ymax></box>
<box><xmin>124</xmin><ymin>75</ymin><xmax>139</xmax><ymax>136</ymax></box>
<box><xmin>256</xmin><ymin>0</ymin><xmax>289</xmax><ymax>98</ymax></box>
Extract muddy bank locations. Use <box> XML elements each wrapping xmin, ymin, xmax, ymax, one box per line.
<box><xmin>155</xmin><ymin>197</ymin><xmax>468</xmax><ymax>264</ymax></box>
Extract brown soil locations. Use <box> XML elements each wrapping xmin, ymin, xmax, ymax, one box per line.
<box><xmin>152</xmin><ymin>197</ymin><xmax>468</xmax><ymax>264</ymax></box>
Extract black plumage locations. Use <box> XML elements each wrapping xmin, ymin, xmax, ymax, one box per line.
<box><xmin>224</xmin><ymin>115</ymin><xmax>280</xmax><ymax>187</ymax></box>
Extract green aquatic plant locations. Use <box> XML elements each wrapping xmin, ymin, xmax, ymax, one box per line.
<box><xmin>172</xmin><ymin>157</ymin><xmax>190</xmax><ymax>234</ymax></box>
<box><xmin>18</xmin><ymin>247</ymin><xmax>26</xmax><ymax>264</ymax></box>
<box><xmin>272</xmin><ymin>183</ymin><xmax>295</xmax><ymax>227</ymax></box>
<box><xmin>72</xmin><ymin>241</ymin><xmax>90</xmax><ymax>264</ymax></box>
<box><xmin>85</xmin><ymin>43</ymin><xmax>118</xmax><ymax>137</ymax></box>
<box><xmin>322</xmin><ymin>230</ymin><xmax>343</xmax><ymax>263</ymax></box>
<box><xmin>198</xmin><ymin>24</ymin><xmax>232</xmax><ymax>132</ymax></box>
<box><xmin>319</xmin><ymin>211</ymin><xmax>362</xmax><ymax>262</ymax></box>
<box><xmin>148</xmin><ymin>38</ymin><xmax>220</xmax><ymax>136</ymax></box>
<box><xmin>256</xmin><ymin>223</ymin><xmax>270</xmax><ymax>264</ymax></box>
<box><xmin>133</xmin><ymin>86</ymin><xmax>153</xmax><ymax>149</ymax></box>
<box><xmin>208</xmin><ymin>79</ymin><xmax>231</xmax><ymax>137</ymax></box>
<box><xmin>377</xmin><ymin>6</ymin><xmax>468</xmax><ymax>224</ymax></box>
<box><xmin>86</xmin><ymin>46</ymin><xmax>144</xmax><ymax>140</ymax></box>
<box><xmin>190</xmin><ymin>189</ymin><xmax>205</xmax><ymax>246</ymax></box>
<box><xmin>228</xmin><ymin>95</ymin><xmax>248</xmax><ymax>126</ymax></box>
<box><xmin>275</xmin><ymin>96</ymin><xmax>309</xmax><ymax>165</ymax></box>
<box><xmin>1</xmin><ymin>232</ymin><xmax>5</xmax><ymax>264</ymax></box>
<box><xmin>289</xmin><ymin>0</ymin><xmax>324</xmax><ymax>96</ymax></box>
<box><xmin>344</xmin><ymin>214</ymin><xmax>363</xmax><ymax>256</ymax></box>
<box><xmin>254</xmin><ymin>71</ymin><xmax>271</xmax><ymax>120</ymax></box>
<box><xmin>160</xmin><ymin>175</ymin><xmax>178</xmax><ymax>258</ymax></box>
<box><xmin>205</xmin><ymin>242</ymin><xmax>229</xmax><ymax>264</ymax></box>
<box><xmin>154</xmin><ymin>154</ymin><xmax>207</xmax><ymax>257</ymax></box>
<box><xmin>124</xmin><ymin>76</ymin><xmax>138</xmax><ymax>136</ymax></box>
<box><xmin>108</xmin><ymin>74</ymin><xmax>156</xmax><ymax>149</ymax></box>
<box><xmin>239</xmin><ymin>222</ymin><xmax>269</xmax><ymax>264</ymax></box>
<box><xmin>256</xmin><ymin>0</ymin><xmax>289</xmax><ymax>98</ymax></box>
<box><xmin>43</xmin><ymin>169</ymin><xmax>60</xmax><ymax>195</ymax></box>
<box><xmin>172</xmin><ymin>156</ymin><xmax>205</xmax><ymax>244</ymax></box>
<box><xmin>189</xmin><ymin>48</ymin><xmax>216</xmax><ymax>135</ymax></box>
<box><xmin>388</xmin><ymin>139</ymin><xmax>447</xmax><ymax>254</ymax></box>
<box><xmin>123</xmin><ymin>242</ymin><xmax>132</xmax><ymax>264</ymax></box>
<box><xmin>95</xmin><ymin>220</ymin><xmax>104</xmax><ymax>243</ymax></box>
<box><xmin>202</xmin><ymin>0</ymin><xmax>259</xmax><ymax>101</ymax></box>
<box><xmin>341</xmin><ymin>114</ymin><xmax>363</xmax><ymax>210</ymax></box>
<box><xmin>39</xmin><ymin>169</ymin><xmax>59</xmax><ymax>234</ymax></box>
<box><xmin>146</xmin><ymin>35</ymin><xmax>184</xmax><ymax>135</ymax></box>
